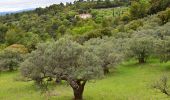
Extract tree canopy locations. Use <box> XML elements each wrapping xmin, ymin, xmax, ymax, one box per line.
<box><xmin>20</xmin><ymin>36</ymin><xmax>103</xmax><ymax>100</ymax></box>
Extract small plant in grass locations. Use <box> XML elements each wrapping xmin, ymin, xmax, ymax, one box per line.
<box><xmin>152</xmin><ymin>75</ymin><xmax>170</xmax><ymax>96</ymax></box>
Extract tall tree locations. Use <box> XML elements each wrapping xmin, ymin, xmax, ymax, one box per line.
<box><xmin>20</xmin><ymin>36</ymin><xmax>103</xmax><ymax>100</ymax></box>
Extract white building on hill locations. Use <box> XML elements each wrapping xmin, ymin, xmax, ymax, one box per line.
<box><xmin>76</xmin><ymin>14</ymin><xmax>92</xmax><ymax>19</ymax></box>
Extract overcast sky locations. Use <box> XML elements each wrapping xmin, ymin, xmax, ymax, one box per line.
<box><xmin>0</xmin><ymin>0</ymin><xmax>75</xmax><ymax>12</ymax></box>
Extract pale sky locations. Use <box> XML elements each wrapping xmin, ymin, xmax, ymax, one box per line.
<box><xmin>0</xmin><ymin>0</ymin><xmax>75</xmax><ymax>12</ymax></box>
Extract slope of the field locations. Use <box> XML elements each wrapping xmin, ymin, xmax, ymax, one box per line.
<box><xmin>1</xmin><ymin>59</ymin><xmax>170</xmax><ymax>100</ymax></box>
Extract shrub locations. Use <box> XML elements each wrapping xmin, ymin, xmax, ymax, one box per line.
<box><xmin>0</xmin><ymin>44</ymin><xmax>27</xmax><ymax>71</ymax></box>
<box><xmin>158</xmin><ymin>8</ymin><xmax>170</xmax><ymax>25</ymax></box>
<box><xmin>152</xmin><ymin>75</ymin><xmax>170</xmax><ymax>96</ymax></box>
<box><xmin>148</xmin><ymin>0</ymin><xmax>170</xmax><ymax>14</ymax></box>
<box><xmin>130</xmin><ymin>1</ymin><xmax>149</xmax><ymax>19</ymax></box>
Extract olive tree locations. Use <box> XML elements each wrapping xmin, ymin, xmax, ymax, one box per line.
<box><xmin>84</xmin><ymin>37</ymin><xmax>123</xmax><ymax>74</ymax></box>
<box><xmin>128</xmin><ymin>34</ymin><xmax>155</xmax><ymax>63</ymax></box>
<box><xmin>0</xmin><ymin>44</ymin><xmax>28</xmax><ymax>71</ymax></box>
<box><xmin>20</xmin><ymin>37</ymin><xmax>103</xmax><ymax>100</ymax></box>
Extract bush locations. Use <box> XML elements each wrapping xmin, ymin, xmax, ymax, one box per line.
<box><xmin>152</xmin><ymin>75</ymin><xmax>170</xmax><ymax>96</ymax></box>
<box><xmin>76</xmin><ymin>27</ymin><xmax>113</xmax><ymax>44</ymax></box>
<box><xmin>158</xmin><ymin>8</ymin><xmax>170</xmax><ymax>25</ymax></box>
<box><xmin>130</xmin><ymin>1</ymin><xmax>149</xmax><ymax>19</ymax></box>
<box><xmin>120</xmin><ymin>13</ymin><xmax>131</xmax><ymax>23</ymax></box>
<box><xmin>125</xmin><ymin>20</ymin><xmax>143</xmax><ymax>31</ymax></box>
<box><xmin>148</xmin><ymin>0</ymin><xmax>170</xmax><ymax>14</ymax></box>
<box><xmin>0</xmin><ymin>44</ymin><xmax>28</xmax><ymax>71</ymax></box>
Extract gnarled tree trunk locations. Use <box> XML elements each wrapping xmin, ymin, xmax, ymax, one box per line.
<box><xmin>70</xmin><ymin>80</ymin><xmax>86</xmax><ymax>100</ymax></box>
<box><xmin>138</xmin><ymin>51</ymin><xmax>146</xmax><ymax>64</ymax></box>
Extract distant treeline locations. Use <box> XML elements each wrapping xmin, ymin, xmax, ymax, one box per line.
<box><xmin>72</xmin><ymin>0</ymin><xmax>130</xmax><ymax>9</ymax></box>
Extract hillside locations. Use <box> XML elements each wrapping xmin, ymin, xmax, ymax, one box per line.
<box><xmin>1</xmin><ymin>0</ymin><xmax>170</xmax><ymax>100</ymax></box>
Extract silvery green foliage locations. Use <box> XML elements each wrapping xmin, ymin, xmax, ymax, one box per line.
<box><xmin>140</xmin><ymin>15</ymin><xmax>161</xmax><ymax>30</ymax></box>
<box><xmin>0</xmin><ymin>49</ymin><xmax>23</xmax><ymax>71</ymax></box>
<box><xmin>20</xmin><ymin>36</ymin><xmax>103</xmax><ymax>84</ymax></box>
<box><xmin>152</xmin><ymin>75</ymin><xmax>169</xmax><ymax>96</ymax></box>
<box><xmin>47</xmin><ymin>37</ymin><xmax>103</xmax><ymax>80</ymax></box>
<box><xmin>113</xmin><ymin>38</ymin><xmax>130</xmax><ymax>60</ymax></box>
<box><xmin>128</xmin><ymin>33</ymin><xmax>155</xmax><ymax>63</ymax></box>
<box><xmin>20</xmin><ymin>42</ymin><xmax>51</xmax><ymax>84</ymax></box>
<box><xmin>155</xmin><ymin>36</ymin><xmax>170</xmax><ymax>62</ymax></box>
<box><xmin>133</xmin><ymin>29</ymin><xmax>156</xmax><ymax>37</ymax></box>
<box><xmin>84</xmin><ymin>37</ymin><xmax>123</xmax><ymax>73</ymax></box>
<box><xmin>155</xmin><ymin>22</ymin><xmax>170</xmax><ymax>38</ymax></box>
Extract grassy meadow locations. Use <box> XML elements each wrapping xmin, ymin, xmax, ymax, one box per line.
<box><xmin>1</xmin><ymin>59</ymin><xmax>170</xmax><ymax>100</ymax></box>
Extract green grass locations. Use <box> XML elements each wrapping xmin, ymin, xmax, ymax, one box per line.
<box><xmin>1</xmin><ymin>59</ymin><xmax>170</xmax><ymax>100</ymax></box>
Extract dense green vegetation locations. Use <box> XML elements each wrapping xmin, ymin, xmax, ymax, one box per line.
<box><xmin>1</xmin><ymin>0</ymin><xmax>170</xmax><ymax>100</ymax></box>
